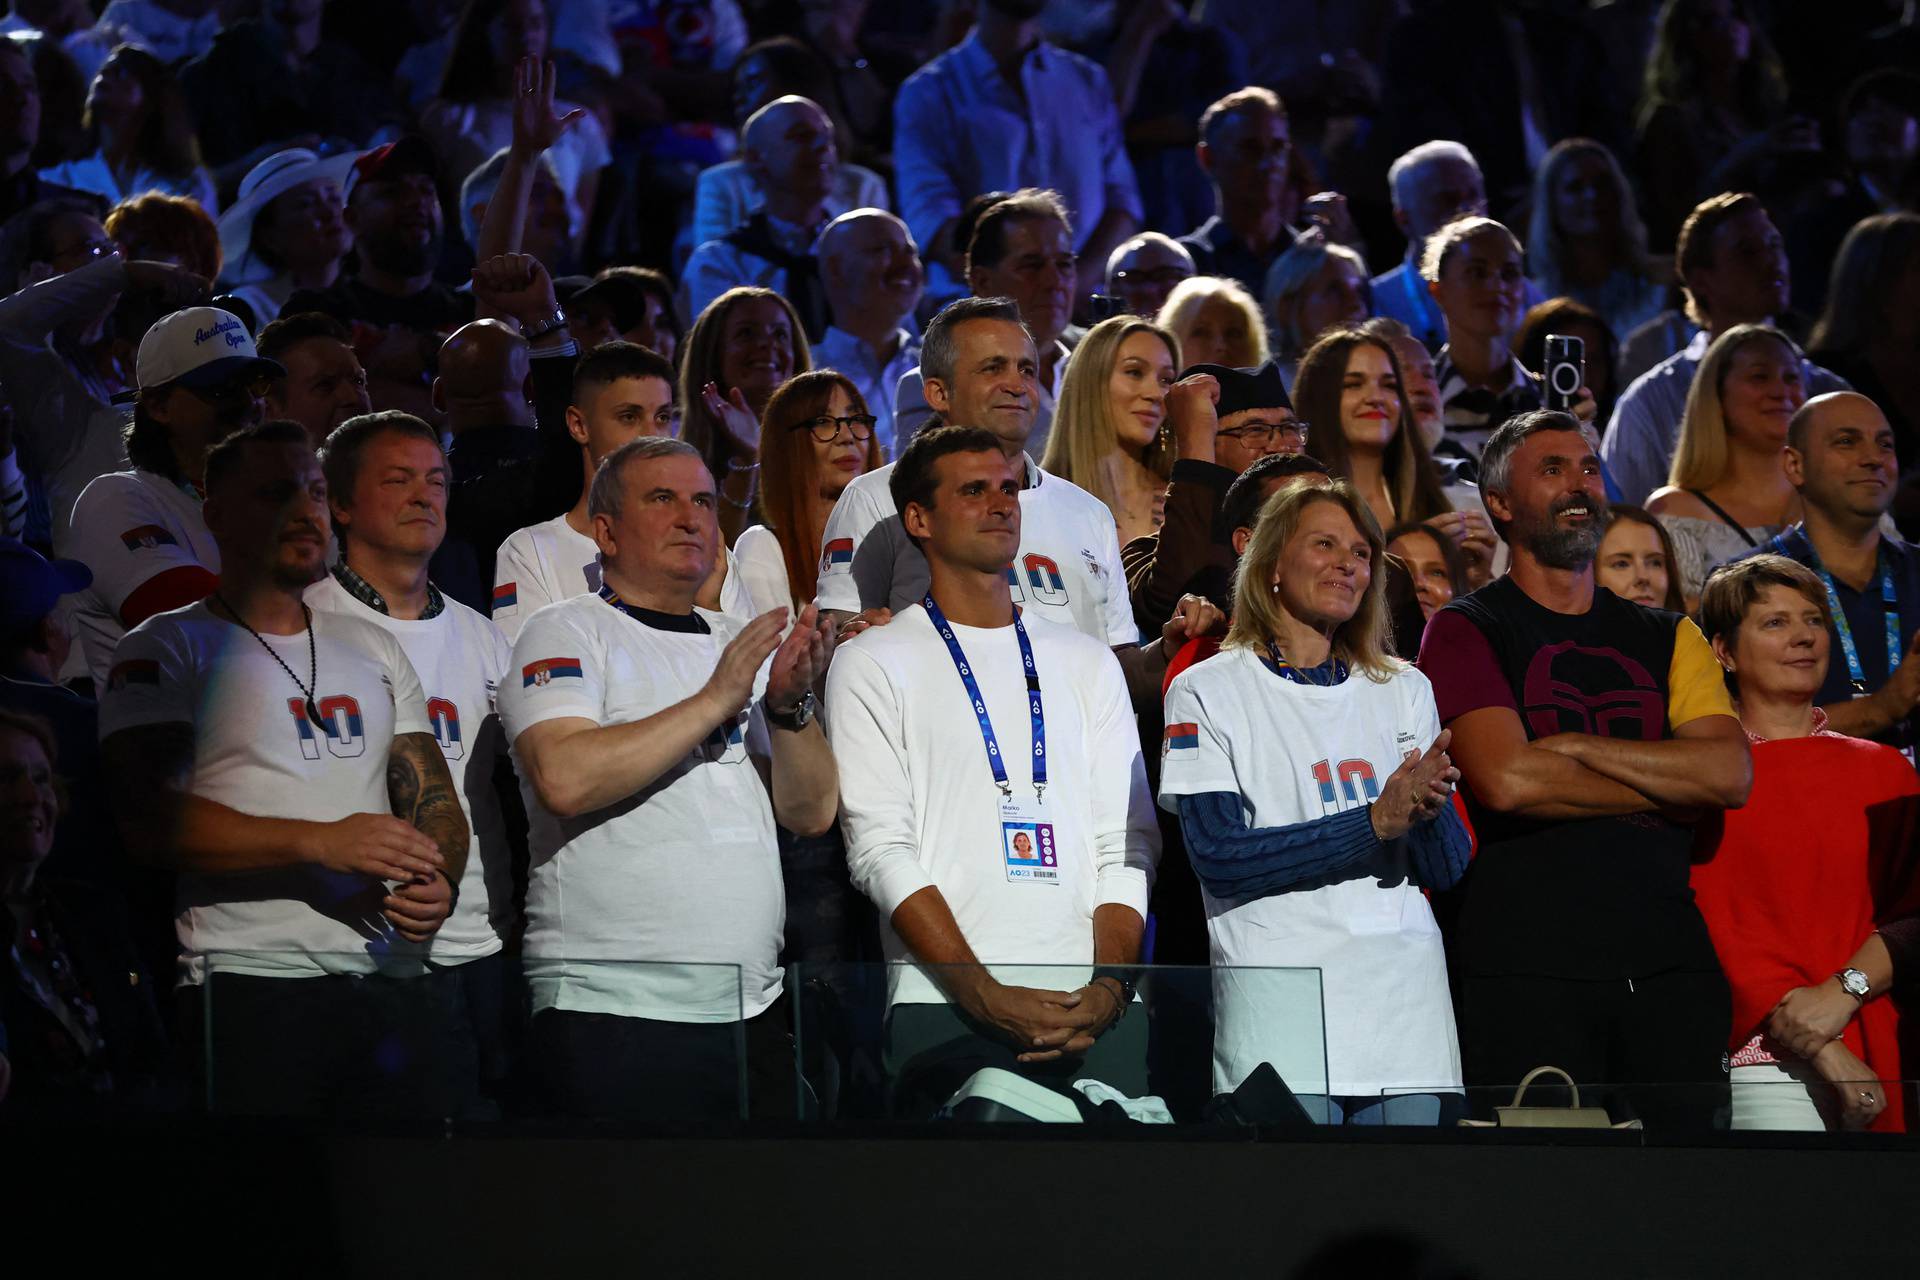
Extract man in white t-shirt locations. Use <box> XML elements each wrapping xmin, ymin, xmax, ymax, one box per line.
<box><xmin>307</xmin><ymin>409</ymin><xmax>519</xmax><ymax>1107</ymax></box>
<box><xmin>492</xmin><ymin>341</ymin><xmax>749</xmax><ymax>642</ymax></box>
<box><xmin>826</xmin><ymin>424</ymin><xmax>1159</xmax><ymax>1118</ymax></box>
<box><xmin>499</xmin><ymin>436</ymin><xmax>836</xmax><ymax>1121</ymax></box>
<box><xmin>99</xmin><ymin>420</ymin><xmax>473</xmax><ymax>1118</ymax></box>
<box><xmin>817</xmin><ymin>293</ymin><xmax>1136</xmax><ymax>632</ymax></box>
<box><xmin>65</xmin><ymin>306</ymin><xmax>280</xmax><ymax>692</ymax></box>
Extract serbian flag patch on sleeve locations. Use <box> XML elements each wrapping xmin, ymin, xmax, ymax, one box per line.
<box><xmin>119</xmin><ymin>524</ymin><xmax>177</xmax><ymax>550</ymax></box>
<box><xmin>492</xmin><ymin>582</ymin><xmax>518</xmax><ymax>610</ymax></box>
<box><xmin>108</xmin><ymin>658</ymin><xmax>160</xmax><ymax>689</ymax></box>
<box><xmin>820</xmin><ymin>537</ymin><xmax>853</xmax><ymax>572</ymax></box>
<box><xmin>1164</xmin><ymin>722</ymin><xmax>1200</xmax><ymax>754</ymax></box>
<box><xmin>522</xmin><ymin>657</ymin><xmax>583</xmax><ymax>687</ymax></box>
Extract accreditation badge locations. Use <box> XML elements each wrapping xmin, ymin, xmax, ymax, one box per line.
<box><xmin>1000</xmin><ymin>792</ymin><xmax>1058</xmax><ymax>884</ymax></box>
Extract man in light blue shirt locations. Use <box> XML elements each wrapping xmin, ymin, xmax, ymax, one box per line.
<box><xmin>893</xmin><ymin>0</ymin><xmax>1141</xmax><ymax>314</ymax></box>
<box><xmin>1370</xmin><ymin>142</ymin><xmax>1488</xmax><ymax>352</ymax></box>
<box><xmin>812</xmin><ymin>209</ymin><xmax>923</xmax><ymax>459</ymax></box>
<box><xmin>1601</xmin><ymin>193</ymin><xmax>1849</xmax><ymax>506</ymax></box>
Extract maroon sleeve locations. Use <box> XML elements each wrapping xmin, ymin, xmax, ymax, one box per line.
<box><xmin>1416</xmin><ymin>608</ymin><xmax>1518</xmax><ymax>725</ymax></box>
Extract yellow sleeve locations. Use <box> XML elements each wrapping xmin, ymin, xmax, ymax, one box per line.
<box><xmin>1667</xmin><ymin>617</ymin><xmax>1736</xmax><ymax>729</ymax></box>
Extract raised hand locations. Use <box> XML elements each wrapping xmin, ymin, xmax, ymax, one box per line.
<box><xmin>1165</xmin><ymin>373</ymin><xmax>1221</xmax><ymax>461</ymax></box>
<box><xmin>470</xmin><ymin>252</ymin><xmax>559</xmax><ymax>328</ymax></box>
<box><xmin>702</xmin><ymin>381</ymin><xmax>761</xmax><ymax>452</ymax></box>
<box><xmin>510</xmin><ymin>55</ymin><xmax>586</xmax><ymax>157</ymax></box>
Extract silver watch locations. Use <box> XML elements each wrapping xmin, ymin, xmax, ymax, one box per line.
<box><xmin>1836</xmin><ymin>968</ymin><xmax>1871</xmax><ymax>1001</ymax></box>
<box><xmin>767</xmin><ymin>688</ymin><xmax>816</xmax><ymax>731</ymax></box>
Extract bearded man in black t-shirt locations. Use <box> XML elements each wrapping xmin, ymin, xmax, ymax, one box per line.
<box><xmin>1417</xmin><ymin>411</ymin><xmax>1752</xmax><ymax>1129</ymax></box>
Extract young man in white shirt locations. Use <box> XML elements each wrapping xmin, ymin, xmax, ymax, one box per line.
<box><xmin>99</xmin><ymin>420</ymin><xmax>472</xmax><ymax>1118</ymax></box>
<box><xmin>308</xmin><ymin>409</ymin><xmax>520</xmax><ymax>1109</ymax></box>
<box><xmin>499</xmin><ymin>436</ymin><xmax>836</xmax><ymax>1120</ymax></box>
<box><xmin>827</xmin><ymin>424</ymin><xmax>1159</xmax><ymax>1118</ymax></box>
<box><xmin>66</xmin><ymin>306</ymin><xmax>279</xmax><ymax>692</ymax></box>
<box><xmin>491</xmin><ymin>341</ymin><xmax>749</xmax><ymax>642</ymax></box>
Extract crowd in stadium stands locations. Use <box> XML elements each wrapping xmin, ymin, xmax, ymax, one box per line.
<box><xmin>4</xmin><ymin>0</ymin><xmax>1920</xmax><ymax>1135</ymax></box>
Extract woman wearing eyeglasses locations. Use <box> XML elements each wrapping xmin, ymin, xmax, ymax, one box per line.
<box><xmin>734</xmin><ymin>369</ymin><xmax>885</xmax><ymax>619</ymax></box>
<box><xmin>734</xmin><ymin>369</ymin><xmax>884</xmax><ymax>967</ymax></box>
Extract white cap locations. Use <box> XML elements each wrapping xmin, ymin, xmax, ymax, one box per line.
<box><xmin>132</xmin><ymin>307</ymin><xmax>283</xmax><ymax>394</ymax></box>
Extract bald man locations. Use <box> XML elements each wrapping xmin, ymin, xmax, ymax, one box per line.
<box><xmin>434</xmin><ymin>254</ymin><xmax>584</xmax><ymax>612</ymax></box>
<box><xmin>1744</xmin><ymin>392</ymin><xmax>1920</xmax><ymax>761</ymax></box>
<box><xmin>812</xmin><ymin>209</ymin><xmax>925</xmax><ymax>457</ymax></box>
<box><xmin>682</xmin><ymin>95</ymin><xmax>840</xmax><ymax>338</ymax></box>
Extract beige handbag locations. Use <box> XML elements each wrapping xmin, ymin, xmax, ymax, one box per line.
<box><xmin>1458</xmin><ymin>1066</ymin><xmax>1644</xmax><ymax>1129</ymax></box>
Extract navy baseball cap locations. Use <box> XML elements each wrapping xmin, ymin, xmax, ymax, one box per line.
<box><xmin>0</xmin><ymin>537</ymin><xmax>91</xmax><ymax>629</ymax></box>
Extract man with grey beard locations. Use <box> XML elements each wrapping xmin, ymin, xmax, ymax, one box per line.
<box><xmin>1415</xmin><ymin>410</ymin><xmax>1752</xmax><ymax>1130</ymax></box>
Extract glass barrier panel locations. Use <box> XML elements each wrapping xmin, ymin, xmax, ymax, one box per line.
<box><xmin>194</xmin><ymin>952</ymin><xmax>746</xmax><ymax>1123</ymax></box>
<box><xmin>789</xmin><ymin>962</ymin><xmax>1327</xmax><ymax>1125</ymax></box>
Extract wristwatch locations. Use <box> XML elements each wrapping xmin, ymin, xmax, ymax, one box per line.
<box><xmin>1835</xmin><ymin>968</ymin><xmax>1871</xmax><ymax>1001</ymax></box>
<box><xmin>1091</xmin><ymin>965</ymin><xmax>1136</xmax><ymax>1016</ymax></box>
<box><xmin>522</xmin><ymin>308</ymin><xmax>569</xmax><ymax>342</ymax></box>
<box><xmin>766</xmin><ymin>688</ymin><xmax>817</xmax><ymax>731</ymax></box>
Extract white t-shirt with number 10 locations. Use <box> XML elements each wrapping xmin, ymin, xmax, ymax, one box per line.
<box><xmin>96</xmin><ymin>600</ymin><xmax>435</xmax><ymax>984</ymax></box>
<box><xmin>1159</xmin><ymin>649</ymin><xmax>1461</xmax><ymax>1099</ymax></box>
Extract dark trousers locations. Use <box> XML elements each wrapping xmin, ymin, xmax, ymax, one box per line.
<box><xmin>1460</xmin><ymin>968</ymin><xmax>1731</xmax><ymax>1130</ymax></box>
<box><xmin>181</xmin><ymin>964</ymin><xmax>482</xmax><ymax>1120</ymax></box>
<box><xmin>529</xmin><ymin>998</ymin><xmax>797</xmax><ymax>1123</ymax></box>
<box><xmin>882</xmin><ymin>1001</ymin><xmax>1149</xmax><ymax>1121</ymax></box>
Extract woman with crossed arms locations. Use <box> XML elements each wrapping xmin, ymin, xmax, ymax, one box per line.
<box><xmin>1159</xmin><ymin>481</ymin><xmax>1470</xmax><ymax>1123</ymax></box>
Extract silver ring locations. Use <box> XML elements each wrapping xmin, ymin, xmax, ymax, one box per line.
<box><xmin>1860</xmin><ymin>1091</ymin><xmax>1874</xmax><ymax>1104</ymax></box>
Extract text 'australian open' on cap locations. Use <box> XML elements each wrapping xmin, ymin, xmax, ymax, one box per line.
<box><xmin>129</xmin><ymin>307</ymin><xmax>285</xmax><ymax>394</ymax></box>
<box><xmin>1179</xmin><ymin>359</ymin><xmax>1293</xmax><ymax>418</ymax></box>
<box><xmin>0</xmin><ymin>536</ymin><xmax>91</xmax><ymax>629</ymax></box>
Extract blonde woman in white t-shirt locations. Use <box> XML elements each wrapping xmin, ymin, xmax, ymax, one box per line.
<box><xmin>1158</xmin><ymin>480</ymin><xmax>1470</xmax><ymax>1123</ymax></box>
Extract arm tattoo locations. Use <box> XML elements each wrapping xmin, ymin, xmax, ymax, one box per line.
<box><xmin>388</xmin><ymin>731</ymin><xmax>472</xmax><ymax>882</ymax></box>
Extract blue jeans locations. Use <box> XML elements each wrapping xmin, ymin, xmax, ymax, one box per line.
<box><xmin>1300</xmin><ymin>1092</ymin><xmax>1458</xmax><ymax>1126</ymax></box>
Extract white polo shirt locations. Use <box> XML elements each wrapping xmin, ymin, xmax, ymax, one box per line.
<box><xmin>497</xmin><ymin>593</ymin><xmax>783</xmax><ymax>1023</ymax></box>
<box><xmin>96</xmin><ymin>600</ymin><xmax>434</xmax><ymax>984</ymax></box>
<box><xmin>814</xmin><ymin>454</ymin><xmax>1135</xmax><ymax>645</ymax></box>
<box><xmin>64</xmin><ymin>468</ymin><xmax>219</xmax><ymax>694</ymax></box>
<box><xmin>307</xmin><ymin>573</ymin><xmax>516</xmax><ymax>962</ymax></box>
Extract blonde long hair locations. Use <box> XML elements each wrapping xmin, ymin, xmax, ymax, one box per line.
<box><xmin>1155</xmin><ymin>275</ymin><xmax>1270</xmax><ymax>367</ymax></box>
<box><xmin>1040</xmin><ymin>315</ymin><xmax>1178</xmax><ymax>511</ymax></box>
<box><xmin>1667</xmin><ymin>323</ymin><xmax>1798</xmax><ymax>490</ymax></box>
<box><xmin>1224</xmin><ymin>479</ymin><xmax>1401</xmax><ymax>682</ymax></box>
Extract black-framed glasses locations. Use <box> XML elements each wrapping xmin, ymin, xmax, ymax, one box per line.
<box><xmin>794</xmin><ymin>413</ymin><xmax>876</xmax><ymax>443</ymax></box>
<box><xmin>1218</xmin><ymin>418</ymin><xmax>1310</xmax><ymax>448</ymax></box>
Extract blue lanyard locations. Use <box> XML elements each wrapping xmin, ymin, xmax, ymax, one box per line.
<box><xmin>1264</xmin><ymin>641</ymin><xmax>1349</xmax><ymax>687</ymax></box>
<box><xmin>923</xmin><ymin>594</ymin><xmax>1046</xmax><ymax>798</ymax></box>
<box><xmin>1808</xmin><ymin>547</ymin><xmax>1902</xmax><ymax>693</ymax></box>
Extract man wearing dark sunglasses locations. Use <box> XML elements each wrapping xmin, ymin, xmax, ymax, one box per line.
<box><xmin>66</xmin><ymin>305</ymin><xmax>281</xmax><ymax>692</ymax></box>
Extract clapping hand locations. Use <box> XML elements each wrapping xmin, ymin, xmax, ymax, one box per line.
<box><xmin>1160</xmin><ymin>593</ymin><xmax>1225</xmax><ymax>652</ymax></box>
<box><xmin>1370</xmin><ymin>729</ymin><xmax>1459</xmax><ymax>841</ymax></box>
<box><xmin>701</xmin><ymin>381</ymin><xmax>761</xmax><ymax>451</ymax></box>
<box><xmin>768</xmin><ymin>603</ymin><xmax>836</xmax><ymax>714</ymax></box>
